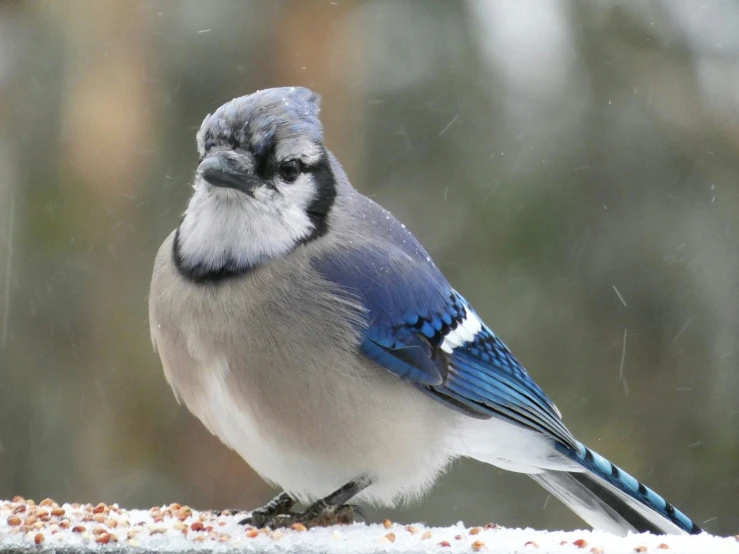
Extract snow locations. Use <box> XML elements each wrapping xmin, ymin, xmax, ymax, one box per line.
<box><xmin>0</xmin><ymin>498</ymin><xmax>736</xmax><ymax>554</ymax></box>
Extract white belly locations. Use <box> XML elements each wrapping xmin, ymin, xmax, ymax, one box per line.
<box><xmin>184</xmin><ymin>354</ymin><xmax>458</xmax><ymax>506</ymax></box>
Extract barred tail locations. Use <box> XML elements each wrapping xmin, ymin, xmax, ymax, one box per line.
<box><xmin>532</xmin><ymin>442</ymin><xmax>701</xmax><ymax>536</ymax></box>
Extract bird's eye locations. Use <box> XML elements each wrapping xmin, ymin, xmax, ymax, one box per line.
<box><xmin>277</xmin><ymin>160</ymin><xmax>301</xmax><ymax>184</ymax></box>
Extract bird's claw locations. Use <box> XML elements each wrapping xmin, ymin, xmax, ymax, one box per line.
<box><xmin>238</xmin><ymin>491</ymin><xmax>296</xmax><ymax>527</ymax></box>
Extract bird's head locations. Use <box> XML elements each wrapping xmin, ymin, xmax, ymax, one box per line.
<box><xmin>174</xmin><ymin>87</ymin><xmax>338</xmax><ymax>282</ymax></box>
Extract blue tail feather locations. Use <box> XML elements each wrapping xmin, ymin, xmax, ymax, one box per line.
<box><xmin>555</xmin><ymin>441</ymin><xmax>701</xmax><ymax>535</ymax></box>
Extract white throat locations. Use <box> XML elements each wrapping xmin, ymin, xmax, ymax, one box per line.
<box><xmin>176</xmin><ymin>182</ymin><xmax>316</xmax><ymax>276</ymax></box>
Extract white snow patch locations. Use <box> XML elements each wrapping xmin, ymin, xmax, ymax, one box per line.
<box><xmin>0</xmin><ymin>498</ymin><xmax>735</xmax><ymax>554</ymax></box>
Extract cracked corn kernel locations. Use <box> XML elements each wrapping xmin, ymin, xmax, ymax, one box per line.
<box><xmin>385</xmin><ymin>533</ymin><xmax>396</xmax><ymax>543</ymax></box>
<box><xmin>472</xmin><ymin>539</ymin><xmax>486</xmax><ymax>551</ymax></box>
<box><xmin>34</xmin><ymin>533</ymin><xmax>44</xmax><ymax>545</ymax></box>
<box><xmin>383</xmin><ymin>519</ymin><xmax>392</xmax><ymax>529</ymax></box>
<box><xmin>422</xmin><ymin>530</ymin><xmax>432</xmax><ymax>540</ymax></box>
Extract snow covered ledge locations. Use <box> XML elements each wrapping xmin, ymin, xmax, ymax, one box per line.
<box><xmin>0</xmin><ymin>498</ymin><xmax>736</xmax><ymax>554</ymax></box>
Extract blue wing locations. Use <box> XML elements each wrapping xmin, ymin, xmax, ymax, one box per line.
<box><xmin>313</xmin><ymin>196</ymin><xmax>576</xmax><ymax>449</ymax></box>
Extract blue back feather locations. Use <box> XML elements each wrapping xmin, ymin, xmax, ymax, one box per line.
<box><xmin>313</xmin><ymin>194</ymin><xmax>574</xmax><ymax>447</ymax></box>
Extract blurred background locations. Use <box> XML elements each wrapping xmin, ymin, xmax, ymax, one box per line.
<box><xmin>0</xmin><ymin>0</ymin><xmax>738</xmax><ymax>536</ymax></box>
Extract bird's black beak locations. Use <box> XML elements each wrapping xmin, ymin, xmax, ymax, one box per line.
<box><xmin>198</xmin><ymin>154</ymin><xmax>260</xmax><ymax>196</ymax></box>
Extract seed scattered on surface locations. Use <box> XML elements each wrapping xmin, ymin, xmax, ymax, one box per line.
<box><xmin>12</xmin><ymin>505</ymin><xmax>26</xmax><ymax>514</ymax></box>
<box><xmin>72</xmin><ymin>525</ymin><xmax>86</xmax><ymax>533</ymax></box>
<box><xmin>246</xmin><ymin>529</ymin><xmax>259</xmax><ymax>538</ymax></box>
<box><xmin>385</xmin><ymin>532</ymin><xmax>396</xmax><ymax>543</ymax></box>
<box><xmin>406</xmin><ymin>525</ymin><xmax>419</xmax><ymax>534</ymax></box>
<box><xmin>95</xmin><ymin>532</ymin><xmax>111</xmax><ymax>544</ymax></box>
<box><xmin>634</xmin><ymin>547</ymin><xmax>647</xmax><ymax>553</ymax></box>
<box><xmin>40</xmin><ymin>499</ymin><xmax>55</xmax><ymax>507</ymax></box>
<box><xmin>149</xmin><ymin>527</ymin><xmax>167</xmax><ymax>535</ymax></box>
<box><xmin>472</xmin><ymin>539</ymin><xmax>486</xmax><ymax>551</ymax></box>
<box><xmin>12</xmin><ymin>496</ymin><xmax>25</xmax><ymax>503</ymax></box>
<box><xmin>92</xmin><ymin>514</ymin><xmax>105</xmax><ymax>523</ymax></box>
<box><xmin>270</xmin><ymin>530</ymin><xmax>283</xmax><ymax>540</ymax></box>
<box><xmin>383</xmin><ymin>519</ymin><xmax>392</xmax><ymax>529</ymax></box>
<box><xmin>590</xmin><ymin>547</ymin><xmax>604</xmax><ymax>554</ymax></box>
<box><xmin>176</xmin><ymin>507</ymin><xmax>192</xmax><ymax>520</ymax></box>
<box><xmin>484</xmin><ymin>523</ymin><xmax>499</xmax><ymax>530</ymax></box>
<box><xmin>657</xmin><ymin>544</ymin><xmax>670</xmax><ymax>550</ymax></box>
<box><xmin>51</xmin><ymin>508</ymin><xmax>65</xmax><ymax>517</ymax></box>
<box><xmin>470</xmin><ymin>527</ymin><xmax>481</xmax><ymax>535</ymax></box>
<box><xmin>525</xmin><ymin>540</ymin><xmax>539</xmax><ymax>547</ymax></box>
<box><xmin>291</xmin><ymin>523</ymin><xmax>307</xmax><ymax>532</ymax></box>
<box><xmin>34</xmin><ymin>533</ymin><xmax>44</xmax><ymax>545</ymax></box>
<box><xmin>455</xmin><ymin>534</ymin><xmax>463</xmax><ymax>540</ymax></box>
<box><xmin>92</xmin><ymin>503</ymin><xmax>107</xmax><ymax>514</ymax></box>
<box><xmin>573</xmin><ymin>538</ymin><xmax>588</xmax><ymax>548</ymax></box>
<box><xmin>422</xmin><ymin>530</ymin><xmax>432</xmax><ymax>540</ymax></box>
<box><xmin>7</xmin><ymin>516</ymin><xmax>21</xmax><ymax>527</ymax></box>
<box><xmin>190</xmin><ymin>521</ymin><xmax>205</xmax><ymax>531</ymax></box>
<box><xmin>439</xmin><ymin>540</ymin><xmax>451</xmax><ymax>547</ymax></box>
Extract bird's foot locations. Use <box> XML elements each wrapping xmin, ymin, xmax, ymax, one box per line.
<box><xmin>242</xmin><ymin>501</ymin><xmax>365</xmax><ymax>529</ymax></box>
<box><xmin>238</xmin><ymin>492</ymin><xmax>296</xmax><ymax>528</ymax></box>
<box><xmin>239</xmin><ymin>477</ymin><xmax>372</xmax><ymax>529</ymax></box>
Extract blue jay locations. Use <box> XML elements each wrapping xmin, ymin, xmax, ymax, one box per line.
<box><xmin>149</xmin><ymin>87</ymin><xmax>701</xmax><ymax>535</ymax></box>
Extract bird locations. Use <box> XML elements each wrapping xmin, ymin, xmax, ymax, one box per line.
<box><xmin>148</xmin><ymin>86</ymin><xmax>701</xmax><ymax>536</ymax></box>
